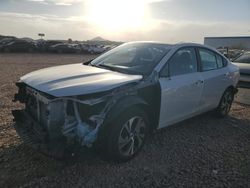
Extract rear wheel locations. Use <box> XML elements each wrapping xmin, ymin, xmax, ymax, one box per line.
<box><xmin>101</xmin><ymin>107</ymin><xmax>149</xmax><ymax>162</ymax></box>
<box><xmin>215</xmin><ymin>89</ymin><xmax>234</xmax><ymax>117</ymax></box>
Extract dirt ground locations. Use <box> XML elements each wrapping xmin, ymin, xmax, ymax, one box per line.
<box><xmin>0</xmin><ymin>53</ymin><xmax>250</xmax><ymax>188</ymax></box>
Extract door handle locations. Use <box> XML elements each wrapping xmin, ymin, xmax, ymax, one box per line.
<box><xmin>194</xmin><ymin>80</ymin><xmax>204</xmax><ymax>85</ymax></box>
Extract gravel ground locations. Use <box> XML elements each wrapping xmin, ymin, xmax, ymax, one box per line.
<box><xmin>0</xmin><ymin>53</ymin><xmax>250</xmax><ymax>188</ymax></box>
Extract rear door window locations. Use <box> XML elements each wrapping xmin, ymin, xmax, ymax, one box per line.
<box><xmin>198</xmin><ymin>48</ymin><xmax>217</xmax><ymax>71</ymax></box>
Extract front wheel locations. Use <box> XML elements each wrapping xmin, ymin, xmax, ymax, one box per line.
<box><xmin>215</xmin><ymin>89</ymin><xmax>234</xmax><ymax>117</ymax></box>
<box><xmin>103</xmin><ymin>107</ymin><xmax>149</xmax><ymax>162</ymax></box>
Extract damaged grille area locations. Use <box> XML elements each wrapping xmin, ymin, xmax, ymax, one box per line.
<box><xmin>12</xmin><ymin>80</ymin><xmax>115</xmax><ymax>158</ymax></box>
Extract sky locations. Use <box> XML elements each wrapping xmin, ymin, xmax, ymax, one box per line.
<box><xmin>0</xmin><ymin>0</ymin><xmax>249</xmax><ymax>43</ymax></box>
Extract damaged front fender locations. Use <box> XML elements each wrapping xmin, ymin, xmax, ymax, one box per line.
<box><xmin>13</xmin><ymin>70</ymin><xmax>159</xmax><ymax>157</ymax></box>
<box><xmin>12</xmin><ymin>81</ymin><xmax>145</xmax><ymax>150</ymax></box>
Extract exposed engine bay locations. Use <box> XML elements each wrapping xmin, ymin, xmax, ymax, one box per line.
<box><xmin>12</xmin><ymin>83</ymin><xmax>117</xmax><ymax>157</ymax></box>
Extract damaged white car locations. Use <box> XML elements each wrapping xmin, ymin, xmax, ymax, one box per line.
<box><xmin>13</xmin><ymin>42</ymin><xmax>239</xmax><ymax>161</ymax></box>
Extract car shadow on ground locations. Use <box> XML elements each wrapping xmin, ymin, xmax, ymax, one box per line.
<box><xmin>1</xmin><ymin>110</ymin><xmax>250</xmax><ymax>187</ymax></box>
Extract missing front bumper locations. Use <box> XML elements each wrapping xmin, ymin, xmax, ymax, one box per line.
<box><xmin>12</xmin><ymin>110</ymin><xmax>67</xmax><ymax>158</ymax></box>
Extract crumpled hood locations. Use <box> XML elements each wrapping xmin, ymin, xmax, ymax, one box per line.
<box><xmin>20</xmin><ymin>63</ymin><xmax>142</xmax><ymax>97</ymax></box>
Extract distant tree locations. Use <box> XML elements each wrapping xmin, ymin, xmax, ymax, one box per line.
<box><xmin>68</xmin><ymin>38</ymin><xmax>73</xmax><ymax>43</ymax></box>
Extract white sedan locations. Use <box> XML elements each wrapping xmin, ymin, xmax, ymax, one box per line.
<box><xmin>232</xmin><ymin>52</ymin><xmax>250</xmax><ymax>88</ymax></box>
<box><xmin>13</xmin><ymin>42</ymin><xmax>239</xmax><ymax>161</ymax></box>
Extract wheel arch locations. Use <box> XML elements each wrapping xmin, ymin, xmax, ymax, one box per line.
<box><xmin>217</xmin><ymin>85</ymin><xmax>237</xmax><ymax>108</ymax></box>
<box><xmin>215</xmin><ymin>85</ymin><xmax>236</xmax><ymax>117</ymax></box>
<box><xmin>95</xmin><ymin>95</ymin><xmax>151</xmax><ymax>151</ymax></box>
<box><xmin>225</xmin><ymin>85</ymin><xmax>238</xmax><ymax>95</ymax></box>
<box><xmin>104</xmin><ymin>95</ymin><xmax>150</xmax><ymax>126</ymax></box>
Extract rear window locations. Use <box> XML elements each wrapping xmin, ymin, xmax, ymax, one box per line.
<box><xmin>216</xmin><ymin>54</ymin><xmax>223</xmax><ymax>68</ymax></box>
<box><xmin>223</xmin><ymin>58</ymin><xmax>228</xmax><ymax>66</ymax></box>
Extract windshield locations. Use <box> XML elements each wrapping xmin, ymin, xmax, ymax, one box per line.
<box><xmin>91</xmin><ymin>42</ymin><xmax>171</xmax><ymax>75</ymax></box>
<box><xmin>234</xmin><ymin>53</ymin><xmax>250</xmax><ymax>64</ymax></box>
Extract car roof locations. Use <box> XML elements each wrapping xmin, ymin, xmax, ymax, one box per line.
<box><xmin>125</xmin><ymin>41</ymin><xmax>216</xmax><ymax>51</ymax></box>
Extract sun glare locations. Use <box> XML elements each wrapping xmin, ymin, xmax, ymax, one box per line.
<box><xmin>86</xmin><ymin>0</ymin><xmax>148</xmax><ymax>31</ymax></box>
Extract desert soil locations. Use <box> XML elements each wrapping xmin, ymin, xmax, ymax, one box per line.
<box><xmin>0</xmin><ymin>53</ymin><xmax>249</xmax><ymax>188</ymax></box>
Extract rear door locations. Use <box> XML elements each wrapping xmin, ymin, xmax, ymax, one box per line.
<box><xmin>158</xmin><ymin>47</ymin><xmax>204</xmax><ymax>128</ymax></box>
<box><xmin>197</xmin><ymin>48</ymin><xmax>229</xmax><ymax>111</ymax></box>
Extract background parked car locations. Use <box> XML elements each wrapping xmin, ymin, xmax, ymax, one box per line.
<box><xmin>48</xmin><ymin>43</ymin><xmax>81</xmax><ymax>53</ymax></box>
<box><xmin>232</xmin><ymin>52</ymin><xmax>250</xmax><ymax>88</ymax></box>
<box><xmin>34</xmin><ymin>39</ymin><xmax>47</xmax><ymax>52</ymax></box>
<box><xmin>88</xmin><ymin>44</ymin><xmax>106</xmax><ymax>54</ymax></box>
<box><xmin>0</xmin><ymin>35</ymin><xmax>119</xmax><ymax>54</ymax></box>
<box><xmin>0</xmin><ymin>37</ymin><xmax>16</xmax><ymax>44</ymax></box>
<box><xmin>80</xmin><ymin>44</ymin><xmax>105</xmax><ymax>54</ymax></box>
<box><xmin>217</xmin><ymin>47</ymin><xmax>244</xmax><ymax>61</ymax></box>
<box><xmin>43</xmin><ymin>40</ymin><xmax>63</xmax><ymax>52</ymax></box>
<box><xmin>0</xmin><ymin>37</ymin><xmax>16</xmax><ymax>51</ymax></box>
<box><xmin>1</xmin><ymin>39</ymin><xmax>37</xmax><ymax>53</ymax></box>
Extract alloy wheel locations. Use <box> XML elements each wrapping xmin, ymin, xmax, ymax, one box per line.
<box><xmin>220</xmin><ymin>91</ymin><xmax>233</xmax><ymax>115</ymax></box>
<box><xmin>118</xmin><ymin>116</ymin><xmax>146</xmax><ymax>157</ymax></box>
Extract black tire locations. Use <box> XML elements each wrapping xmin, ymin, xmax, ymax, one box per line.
<box><xmin>215</xmin><ymin>88</ymin><xmax>234</xmax><ymax>117</ymax></box>
<box><xmin>98</xmin><ymin>107</ymin><xmax>150</xmax><ymax>162</ymax></box>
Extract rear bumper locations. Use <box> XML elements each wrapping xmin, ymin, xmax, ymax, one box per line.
<box><xmin>12</xmin><ymin>110</ymin><xmax>66</xmax><ymax>158</ymax></box>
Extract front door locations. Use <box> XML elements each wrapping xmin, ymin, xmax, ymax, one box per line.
<box><xmin>158</xmin><ymin>47</ymin><xmax>204</xmax><ymax>128</ymax></box>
